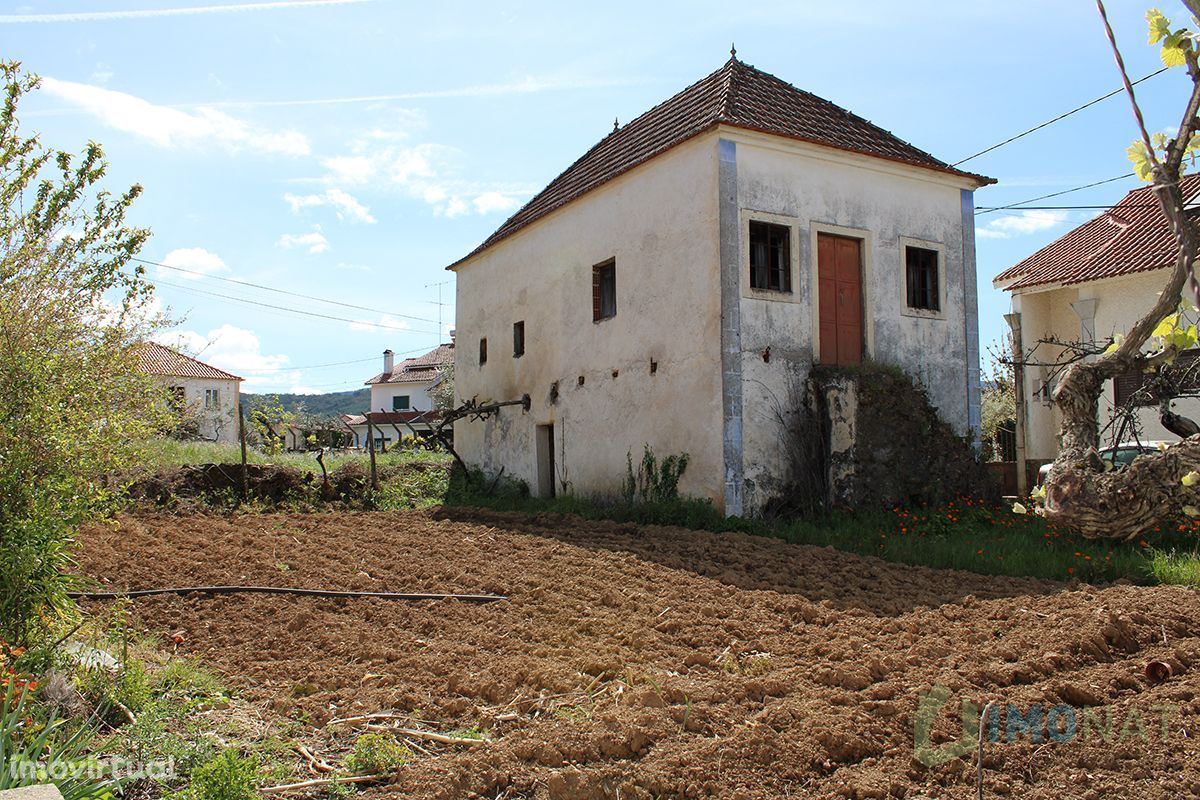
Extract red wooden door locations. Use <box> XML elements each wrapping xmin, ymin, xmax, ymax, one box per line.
<box><xmin>817</xmin><ymin>233</ymin><xmax>863</xmax><ymax>365</ymax></box>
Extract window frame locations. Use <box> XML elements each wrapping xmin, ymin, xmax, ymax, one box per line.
<box><xmin>204</xmin><ymin>388</ymin><xmax>220</xmax><ymax>409</ymax></box>
<box><xmin>741</xmin><ymin>210</ymin><xmax>800</xmax><ymax>303</ymax></box>
<box><xmin>749</xmin><ymin>220</ymin><xmax>793</xmax><ymax>293</ymax></box>
<box><xmin>392</xmin><ymin>395</ymin><xmax>411</xmax><ymax>411</ymax></box>
<box><xmin>899</xmin><ymin>237</ymin><xmax>946</xmax><ymax>320</ymax></box>
<box><xmin>513</xmin><ymin>320</ymin><xmax>525</xmax><ymax>357</ymax></box>
<box><xmin>592</xmin><ymin>259</ymin><xmax>616</xmax><ymax>322</ymax></box>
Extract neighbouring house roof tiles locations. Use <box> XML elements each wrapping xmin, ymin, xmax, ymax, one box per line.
<box><xmin>364</xmin><ymin>343</ymin><xmax>454</xmax><ymax>386</ymax></box>
<box><xmin>449</xmin><ymin>56</ymin><xmax>992</xmax><ymax>270</ymax></box>
<box><xmin>136</xmin><ymin>341</ymin><xmax>243</xmax><ymax>382</ymax></box>
<box><xmin>340</xmin><ymin>411</ymin><xmax>441</xmax><ymax>426</ymax></box>
<box><xmin>993</xmin><ymin>175</ymin><xmax>1200</xmax><ymax>292</ymax></box>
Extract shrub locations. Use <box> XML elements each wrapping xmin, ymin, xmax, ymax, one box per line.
<box><xmin>622</xmin><ymin>445</ymin><xmax>690</xmax><ymax>504</ymax></box>
<box><xmin>0</xmin><ymin>62</ymin><xmax>168</xmax><ymax>648</ymax></box>
<box><xmin>189</xmin><ymin>750</ymin><xmax>258</xmax><ymax>800</ymax></box>
<box><xmin>344</xmin><ymin>733</ymin><xmax>409</xmax><ymax>775</ymax></box>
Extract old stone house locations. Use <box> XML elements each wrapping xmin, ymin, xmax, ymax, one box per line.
<box><xmin>993</xmin><ymin>175</ymin><xmax>1200</xmax><ymax>474</ymax></box>
<box><xmin>450</xmin><ymin>55</ymin><xmax>993</xmax><ymax>514</ymax></box>
<box><xmin>136</xmin><ymin>341</ymin><xmax>242</xmax><ymax>444</ymax></box>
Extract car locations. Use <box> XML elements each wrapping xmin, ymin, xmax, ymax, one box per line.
<box><xmin>1037</xmin><ymin>440</ymin><xmax>1176</xmax><ymax>487</ymax></box>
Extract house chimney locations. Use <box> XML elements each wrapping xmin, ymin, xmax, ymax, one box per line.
<box><xmin>449</xmin><ymin>329</ymin><xmax>456</xmax><ymax>344</ymax></box>
<box><xmin>383</xmin><ymin>349</ymin><xmax>394</xmax><ymax>374</ymax></box>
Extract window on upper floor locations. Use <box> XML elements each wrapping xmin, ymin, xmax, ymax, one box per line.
<box><xmin>593</xmin><ymin>259</ymin><xmax>616</xmax><ymax>321</ymax></box>
<box><xmin>204</xmin><ymin>388</ymin><xmax>220</xmax><ymax>409</ymax></box>
<box><xmin>392</xmin><ymin>395</ymin><xmax>411</xmax><ymax>410</ymax></box>
<box><xmin>479</xmin><ymin>337</ymin><xmax>488</xmax><ymax>365</ymax></box>
<box><xmin>513</xmin><ymin>321</ymin><xmax>525</xmax><ymax>357</ymax></box>
<box><xmin>749</xmin><ymin>220</ymin><xmax>791</xmax><ymax>292</ymax></box>
<box><xmin>905</xmin><ymin>246</ymin><xmax>940</xmax><ymax>312</ymax></box>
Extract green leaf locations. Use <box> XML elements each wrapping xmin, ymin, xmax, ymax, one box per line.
<box><xmin>1152</xmin><ymin>312</ymin><xmax>1180</xmax><ymax>338</ymax></box>
<box><xmin>1148</xmin><ymin>8</ymin><xmax>1172</xmax><ymax>44</ymax></box>
<box><xmin>1162</xmin><ymin>43</ymin><xmax>1188</xmax><ymax>68</ymax></box>
<box><xmin>1128</xmin><ymin>140</ymin><xmax>1155</xmax><ymax>181</ymax></box>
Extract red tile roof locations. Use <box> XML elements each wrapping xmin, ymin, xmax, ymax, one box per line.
<box><xmin>136</xmin><ymin>341</ymin><xmax>243</xmax><ymax>381</ymax></box>
<box><xmin>364</xmin><ymin>343</ymin><xmax>454</xmax><ymax>385</ymax></box>
<box><xmin>449</xmin><ymin>56</ymin><xmax>992</xmax><ymax>270</ymax></box>
<box><xmin>340</xmin><ymin>411</ymin><xmax>441</xmax><ymax>426</ymax></box>
<box><xmin>993</xmin><ymin>175</ymin><xmax>1200</xmax><ymax>291</ymax></box>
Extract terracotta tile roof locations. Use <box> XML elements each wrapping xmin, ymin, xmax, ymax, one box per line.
<box><xmin>449</xmin><ymin>56</ymin><xmax>992</xmax><ymax>270</ymax></box>
<box><xmin>136</xmin><ymin>341</ymin><xmax>243</xmax><ymax>381</ymax></box>
<box><xmin>364</xmin><ymin>343</ymin><xmax>454</xmax><ymax>386</ymax></box>
<box><xmin>993</xmin><ymin>175</ymin><xmax>1200</xmax><ymax>291</ymax></box>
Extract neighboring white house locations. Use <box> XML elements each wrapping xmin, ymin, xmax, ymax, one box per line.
<box><xmin>449</xmin><ymin>54</ymin><xmax>992</xmax><ymax>515</ymax></box>
<box><xmin>993</xmin><ymin>175</ymin><xmax>1200</xmax><ymax>473</ymax></box>
<box><xmin>136</xmin><ymin>341</ymin><xmax>243</xmax><ymax>444</ymax></box>
<box><xmin>340</xmin><ymin>344</ymin><xmax>453</xmax><ymax>449</ymax></box>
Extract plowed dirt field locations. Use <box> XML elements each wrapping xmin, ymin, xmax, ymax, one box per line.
<box><xmin>78</xmin><ymin>509</ymin><xmax>1200</xmax><ymax>799</ymax></box>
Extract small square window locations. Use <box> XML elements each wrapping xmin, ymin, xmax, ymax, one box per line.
<box><xmin>204</xmin><ymin>388</ymin><xmax>220</xmax><ymax>409</ymax></box>
<box><xmin>513</xmin><ymin>321</ymin><xmax>525</xmax><ymax>357</ymax></box>
<box><xmin>905</xmin><ymin>246</ymin><xmax>940</xmax><ymax>311</ymax></box>
<box><xmin>749</xmin><ymin>221</ymin><xmax>791</xmax><ymax>292</ymax></box>
<box><xmin>392</xmin><ymin>395</ymin><xmax>410</xmax><ymax>410</ymax></box>
<box><xmin>479</xmin><ymin>337</ymin><xmax>488</xmax><ymax>365</ymax></box>
<box><xmin>592</xmin><ymin>259</ymin><xmax>616</xmax><ymax>321</ymax></box>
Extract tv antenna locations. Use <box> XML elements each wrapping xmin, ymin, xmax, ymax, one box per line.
<box><xmin>425</xmin><ymin>280</ymin><xmax>453</xmax><ymax>343</ymax></box>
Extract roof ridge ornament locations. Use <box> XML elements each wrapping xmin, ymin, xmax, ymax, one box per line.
<box><xmin>613</xmin><ymin>117</ymin><xmax>619</xmax><ymax>133</ymax></box>
<box><xmin>730</xmin><ymin>43</ymin><xmax>737</xmax><ymax>60</ymax></box>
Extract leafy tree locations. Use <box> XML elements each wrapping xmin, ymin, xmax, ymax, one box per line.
<box><xmin>1038</xmin><ymin>3</ymin><xmax>1200</xmax><ymax>538</ymax></box>
<box><xmin>0</xmin><ymin>62</ymin><xmax>167</xmax><ymax>647</ymax></box>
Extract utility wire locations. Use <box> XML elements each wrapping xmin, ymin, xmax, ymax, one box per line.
<box><xmin>952</xmin><ymin>67</ymin><xmax>1169</xmax><ymax>166</ymax></box>
<box><xmin>132</xmin><ymin>256</ymin><xmax>447</xmax><ymax>327</ymax></box>
<box><xmin>144</xmin><ymin>275</ymin><xmax>441</xmax><ymax>335</ymax></box>
<box><xmin>975</xmin><ymin>172</ymin><xmax>1137</xmax><ymax>216</ymax></box>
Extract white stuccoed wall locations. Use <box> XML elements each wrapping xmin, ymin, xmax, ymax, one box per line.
<box><xmin>159</xmin><ymin>376</ymin><xmax>240</xmax><ymax>444</ymax></box>
<box><xmin>369</xmin><ymin>382</ymin><xmax>437</xmax><ymax>413</ymax></box>
<box><xmin>453</xmin><ymin>133</ymin><xmax>726</xmax><ymax>507</ymax></box>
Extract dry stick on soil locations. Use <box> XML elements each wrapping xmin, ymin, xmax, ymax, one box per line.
<box><xmin>977</xmin><ymin>701</ymin><xmax>996</xmax><ymax>800</ymax></box>
<box><xmin>1040</xmin><ymin>1</ymin><xmax>1200</xmax><ymax>539</ymax></box>
<box><xmin>260</xmin><ymin>774</ymin><xmax>384</xmax><ymax>795</ymax></box>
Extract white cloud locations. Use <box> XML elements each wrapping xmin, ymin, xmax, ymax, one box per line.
<box><xmin>335</xmin><ymin>261</ymin><xmax>372</xmax><ymax>273</ymax></box>
<box><xmin>159</xmin><ymin>247</ymin><xmax>229</xmax><ymax>280</ymax></box>
<box><xmin>473</xmin><ymin>191</ymin><xmax>521</xmax><ymax>215</ymax></box>
<box><xmin>976</xmin><ymin>210</ymin><xmax>1069</xmax><ymax>240</ymax></box>
<box><xmin>276</xmin><ymin>230</ymin><xmax>330</xmax><ymax>254</ymax></box>
<box><xmin>313</xmin><ymin>127</ymin><xmax>531</xmax><ymax>217</ymax></box>
<box><xmin>288</xmin><ymin>385</ymin><xmax>322</xmax><ymax>395</ymax></box>
<box><xmin>39</xmin><ymin>77</ymin><xmax>310</xmax><ymax>156</ymax></box>
<box><xmin>283</xmin><ymin>188</ymin><xmax>375</xmax><ymax>223</ymax></box>
<box><xmin>348</xmin><ymin>314</ymin><xmax>412</xmax><ymax>333</ymax></box>
<box><xmin>153</xmin><ymin>324</ymin><xmax>289</xmax><ymax>386</ymax></box>
<box><xmin>0</xmin><ymin>1</ymin><xmax>371</xmax><ymax>23</ymax></box>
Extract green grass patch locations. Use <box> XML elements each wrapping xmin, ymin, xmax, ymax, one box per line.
<box><xmin>1147</xmin><ymin>547</ymin><xmax>1200</xmax><ymax>587</ymax></box>
<box><xmin>444</xmin><ymin>469</ymin><xmax>1197</xmax><ymax>585</ymax></box>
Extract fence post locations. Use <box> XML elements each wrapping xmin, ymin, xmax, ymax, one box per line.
<box><xmin>238</xmin><ymin>403</ymin><xmax>249</xmax><ymax>500</ymax></box>
<box><xmin>366</xmin><ymin>415</ymin><xmax>379</xmax><ymax>493</ymax></box>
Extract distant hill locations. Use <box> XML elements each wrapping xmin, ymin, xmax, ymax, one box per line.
<box><xmin>242</xmin><ymin>388</ymin><xmax>369</xmax><ymax>419</ymax></box>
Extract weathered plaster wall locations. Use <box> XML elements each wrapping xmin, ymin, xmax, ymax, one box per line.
<box><xmin>1012</xmin><ymin>269</ymin><xmax>1200</xmax><ymax>460</ymax></box>
<box><xmin>452</xmin><ymin>134</ymin><xmax>725</xmax><ymax>506</ymax></box>
<box><xmin>725</xmin><ymin>128</ymin><xmax>981</xmax><ymax>511</ymax></box>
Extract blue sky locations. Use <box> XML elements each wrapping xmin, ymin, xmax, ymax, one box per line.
<box><xmin>4</xmin><ymin>0</ymin><xmax>1190</xmax><ymax>394</ymax></box>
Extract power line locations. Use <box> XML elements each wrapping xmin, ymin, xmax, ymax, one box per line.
<box><xmin>952</xmin><ymin>67</ymin><xmax>1169</xmax><ymax>167</ymax></box>
<box><xmin>143</xmin><ymin>274</ymin><xmax>441</xmax><ymax>334</ymax></box>
<box><xmin>978</xmin><ymin>203</ymin><xmax>1163</xmax><ymax>210</ymax></box>
<box><xmin>975</xmin><ymin>172</ymin><xmax>1137</xmax><ymax>216</ymax></box>
<box><xmin>132</xmin><ymin>256</ymin><xmax>447</xmax><ymax>327</ymax></box>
